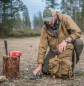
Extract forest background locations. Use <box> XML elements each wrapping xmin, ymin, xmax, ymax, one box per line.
<box><xmin>0</xmin><ymin>0</ymin><xmax>84</xmax><ymax>38</ymax></box>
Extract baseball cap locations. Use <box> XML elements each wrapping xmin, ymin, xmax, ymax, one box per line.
<box><xmin>43</xmin><ymin>8</ymin><xmax>56</xmax><ymax>22</ymax></box>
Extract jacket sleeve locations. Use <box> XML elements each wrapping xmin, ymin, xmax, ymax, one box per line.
<box><xmin>66</xmin><ymin>16</ymin><xmax>81</xmax><ymax>42</ymax></box>
<box><xmin>37</xmin><ymin>25</ymin><xmax>48</xmax><ymax>64</ymax></box>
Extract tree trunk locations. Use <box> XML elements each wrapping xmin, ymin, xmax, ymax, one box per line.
<box><xmin>75</xmin><ymin>0</ymin><xmax>76</xmax><ymax>23</ymax></box>
<box><xmin>3</xmin><ymin>56</ymin><xmax>20</xmax><ymax>78</ymax></box>
<box><xmin>79</xmin><ymin>0</ymin><xmax>80</xmax><ymax>12</ymax></box>
<box><xmin>66</xmin><ymin>0</ymin><xmax>68</xmax><ymax>15</ymax></box>
<box><xmin>10</xmin><ymin>0</ymin><xmax>12</xmax><ymax>18</ymax></box>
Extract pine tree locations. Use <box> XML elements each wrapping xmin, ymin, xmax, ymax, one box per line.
<box><xmin>0</xmin><ymin>0</ymin><xmax>24</xmax><ymax>35</ymax></box>
<box><xmin>33</xmin><ymin>11</ymin><xmax>43</xmax><ymax>29</ymax></box>
<box><xmin>14</xmin><ymin>12</ymin><xmax>22</xmax><ymax>30</ymax></box>
<box><xmin>42</xmin><ymin>0</ymin><xmax>59</xmax><ymax>9</ymax></box>
<box><xmin>22</xmin><ymin>5</ymin><xmax>31</xmax><ymax>29</ymax></box>
<box><xmin>46</xmin><ymin>0</ymin><xmax>59</xmax><ymax>9</ymax></box>
<box><xmin>81</xmin><ymin>0</ymin><xmax>84</xmax><ymax>31</ymax></box>
<box><xmin>60</xmin><ymin>0</ymin><xmax>67</xmax><ymax>14</ymax></box>
<box><xmin>38</xmin><ymin>11</ymin><xmax>43</xmax><ymax>29</ymax></box>
<box><xmin>33</xmin><ymin>14</ymin><xmax>37</xmax><ymax>29</ymax></box>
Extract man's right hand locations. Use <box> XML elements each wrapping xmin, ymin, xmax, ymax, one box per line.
<box><xmin>33</xmin><ymin>63</ymin><xmax>42</xmax><ymax>77</ymax></box>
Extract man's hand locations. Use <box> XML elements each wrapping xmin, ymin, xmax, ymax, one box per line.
<box><xmin>57</xmin><ymin>38</ymin><xmax>72</xmax><ymax>53</ymax></box>
<box><xmin>57</xmin><ymin>40</ymin><xmax>67</xmax><ymax>53</ymax></box>
<box><xmin>33</xmin><ymin>63</ymin><xmax>42</xmax><ymax>77</ymax></box>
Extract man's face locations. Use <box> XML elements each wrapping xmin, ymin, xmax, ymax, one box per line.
<box><xmin>46</xmin><ymin>16</ymin><xmax>56</xmax><ymax>27</ymax></box>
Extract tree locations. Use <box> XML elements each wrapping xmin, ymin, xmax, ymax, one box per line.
<box><xmin>33</xmin><ymin>11</ymin><xmax>43</xmax><ymax>29</ymax></box>
<box><xmin>42</xmin><ymin>0</ymin><xmax>59</xmax><ymax>9</ymax></box>
<box><xmin>14</xmin><ymin>12</ymin><xmax>22</xmax><ymax>30</ymax></box>
<box><xmin>60</xmin><ymin>0</ymin><xmax>67</xmax><ymax>14</ymax></box>
<box><xmin>33</xmin><ymin>14</ymin><xmax>37</xmax><ymax>29</ymax></box>
<box><xmin>22</xmin><ymin>5</ymin><xmax>31</xmax><ymax>29</ymax></box>
<box><xmin>38</xmin><ymin>11</ymin><xmax>43</xmax><ymax>29</ymax></box>
<box><xmin>81</xmin><ymin>0</ymin><xmax>84</xmax><ymax>31</ymax></box>
<box><xmin>60</xmin><ymin>0</ymin><xmax>84</xmax><ymax>32</ymax></box>
<box><xmin>0</xmin><ymin>0</ymin><xmax>10</xmax><ymax>3</ymax></box>
<box><xmin>0</xmin><ymin>0</ymin><xmax>24</xmax><ymax>35</ymax></box>
<box><xmin>46</xmin><ymin>0</ymin><xmax>59</xmax><ymax>9</ymax></box>
<box><xmin>75</xmin><ymin>0</ymin><xmax>76</xmax><ymax>23</ymax></box>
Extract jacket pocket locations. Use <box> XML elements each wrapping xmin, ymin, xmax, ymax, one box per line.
<box><xmin>48</xmin><ymin>36</ymin><xmax>57</xmax><ymax>49</ymax></box>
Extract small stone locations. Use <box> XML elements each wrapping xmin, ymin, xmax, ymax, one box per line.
<box><xmin>18</xmin><ymin>83</ymin><xmax>21</xmax><ymax>85</ymax></box>
<box><xmin>0</xmin><ymin>76</ymin><xmax>6</xmax><ymax>82</ymax></box>
<box><xmin>26</xmin><ymin>68</ymin><xmax>28</xmax><ymax>71</ymax></box>
<box><xmin>25</xmin><ymin>76</ymin><xmax>28</xmax><ymax>79</ymax></box>
<box><xmin>10</xmin><ymin>84</ymin><xmax>15</xmax><ymax>86</ymax></box>
<box><xmin>55</xmin><ymin>80</ymin><xmax>57</xmax><ymax>82</ymax></box>
<box><xmin>30</xmin><ymin>45</ymin><xmax>32</xmax><ymax>47</ymax></box>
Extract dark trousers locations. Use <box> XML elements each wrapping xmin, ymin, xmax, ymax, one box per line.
<box><xmin>42</xmin><ymin>39</ymin><xmax>83</xmax><ymax>74</ymax></box>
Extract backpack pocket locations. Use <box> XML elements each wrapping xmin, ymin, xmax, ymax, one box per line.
<box><xmin>48</xmin><ymin>57</ymin><xmax>73</xmax><ymax>78</ymax></box>
<box><xmin>48</xmin><ymin>57</ymin><xmax>59</xmax><ymax>75</ymax></box>
<box><xmin>58</xmin><ymin>59</ymin><xmax>72</xmax><ymax>78</ymax></box>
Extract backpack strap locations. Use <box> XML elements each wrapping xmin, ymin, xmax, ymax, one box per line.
<box><xmin>59</xmin><ymin>59</ymin><xmax>62</xmax><ymax>77</ymax></box>
<box><xmin>72</xmin><ymin>49</ymin><xmax>76</xmax><ymax>72</ymax></box>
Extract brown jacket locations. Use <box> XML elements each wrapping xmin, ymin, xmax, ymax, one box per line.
<box><xmin>37</xmin><ymin>11</ymin><xmax>81</xmax><ymax>64</ymax></box>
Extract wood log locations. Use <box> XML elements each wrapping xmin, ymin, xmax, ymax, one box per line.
<box><xmin>3</xmin><ymin>56</ymin><xmax>20</xmax><ymax>78</ymax></box>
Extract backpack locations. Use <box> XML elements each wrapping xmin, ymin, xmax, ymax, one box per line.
<box><xmin>47</xmin><ymin>44</ymin><xmax>76</xmax><ymax>79</ymax></box>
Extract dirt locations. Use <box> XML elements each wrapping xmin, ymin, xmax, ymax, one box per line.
<box><xmin>0</xmin><ymin>35</ymin><xmax>84</xmax><ymax>86</ymax></box>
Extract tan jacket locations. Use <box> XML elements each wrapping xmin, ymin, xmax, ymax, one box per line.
<box><xmin>37</xmin><ymin>11</ymin><xmax>81</xmax><ymax>64</ymax></box>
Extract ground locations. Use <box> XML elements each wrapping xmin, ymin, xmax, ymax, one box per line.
<box><xmin>0</xmin><ymin>35</ymin><xmax>84</xmax><ymax>86</ymax></box>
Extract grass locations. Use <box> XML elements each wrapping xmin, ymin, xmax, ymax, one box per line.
<box><xmin>0</xmin><ymin>28</ymin><xmax>41</xmax><ymax>38</ymax></box>
<box><xmin>67</xmin><ymin>84</ymin><xmax>83</xmax><ymax>86</ymax></box>
<box><xmin>2</xmin><ymin>82</ymin><xmax>8</xmax><ymax>85</ymax></box>
<box><xmin>16</xmin><ymin>27</ymin><xmax>41</xmax><ymax>34</ymax></box>
<box><xmin>76</xmin><ymin>71</ymin><xmax>84</xmax><ymax>76</ymax></box>
<box><xmin>10</xmin><ymin>28</ymin><xmax>41</xmax><ymax>37</ymax></box>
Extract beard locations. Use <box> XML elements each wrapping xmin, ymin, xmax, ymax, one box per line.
<box><xmin>50</xmin><ymin>18</ymin><xmax>57</xmax><ymax>29</ymax></box>
<box><xmin>49</xmin><ymin>24</ymin><xmax>54</xmax><ymax>28</ymax></box>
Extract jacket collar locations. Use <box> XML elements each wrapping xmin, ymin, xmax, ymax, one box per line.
<box><xmin>56</xmin><ymin>11</ymin><xmax>62</xmax><ymax>21</ymax></box>
<box><xmin>47</xmin><ymin>27</ymin><xmax>56</xmax><ymax>37</ymax></box>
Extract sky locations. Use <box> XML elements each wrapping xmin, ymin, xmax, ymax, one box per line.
<box><xmin>21</xmin><ymin>0</ymin><xmax>61</xmax><ymax>29</ymax></box>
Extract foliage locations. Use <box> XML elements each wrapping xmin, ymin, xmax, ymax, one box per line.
<box><xmin>22</xmin><ymin>5</ymin><xmax>31</xmax><ymax>29</ymax></box>
<box><xmin>0</xmin><ymin>0</ymin><xmax>31</xmax><ymax>37</ymax></box>
<box><xmin>0</xmin><ymin>0</ymin><xmax>10</xmax><ymax>3</ymax></box>
<box><xmin>14</xmin><ymin>12</ymin><xmax>22</xmax><ymax>30</ymax></box>
<box><xmin>33</xmin><ymin>11</ymin><xmax>43</xmax><ymax>29</ymax></box>
<box><xmin>60</xmin><ymin>0</ymin><xmax>84</xmax><ymax>31</ymax></box>
<box><xmin>0</xmin><ymin>0</ymin><xmax>24</xmax><ymax>35</ymax></box>
<box><xmin>43</xmin><ymin>0</ymin><xmax>59</xmax><ymax>9</ymax></box>
<box><xmin>1</xmin><ymin>27</ymin><xmax>41</xmax><ymax>38</ymax></box>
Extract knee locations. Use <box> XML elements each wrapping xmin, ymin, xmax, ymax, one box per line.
<box><xmin>73</xmin><ymin>39</ymin><xmax>83</xmax><ymax>47</ymax></box>
<box><xmin>42</xmin><ymin>68</ymin><xmax>47</xmax><ymax>73</ymax></box>
<box><xmin>42</xmin><ymin>65</ymin><xmax>48</xmax><ymax>73</ymax></box>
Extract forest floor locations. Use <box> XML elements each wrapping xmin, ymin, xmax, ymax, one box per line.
<box><xmin>0</xmin><ymin>35</ymin><xmax>84</xmax><ymax>86</ymax></box>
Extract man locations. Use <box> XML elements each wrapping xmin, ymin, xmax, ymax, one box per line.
<box><xmin>33</xmin><ymin>8</ymin><xmax>83</xmax><ymax>77</ymax></box>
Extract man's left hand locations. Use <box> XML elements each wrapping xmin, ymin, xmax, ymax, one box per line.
<box><xmin>57</xmin><ymin>40</ymin><xmax>67</xmax><ymax>53</ymax></box>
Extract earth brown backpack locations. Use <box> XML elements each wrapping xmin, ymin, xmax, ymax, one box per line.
<box><xmin>47</xmin><ymin>47</ymin><xmax>76</xmax><ymax>79</ymax></box>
